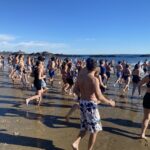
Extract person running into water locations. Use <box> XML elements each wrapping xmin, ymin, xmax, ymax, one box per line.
<box><xmin>47</xmin><ymin>57</ymin><xmax>56</xmax><ymax>87</ymax></box>
<box><xmin>99</xmin><ymin>59</ymin><xmax>107</xmax><ymax>83</ymax></box>
<box><xmin>122</xmin><ymin>64</ymin><xmax>131</xmax><ymax>93</ymax></box>
<box><xmin>142</xmin><ymin>60</ymin><xmax>148</xmax><ymax>74</ymax></box>
<box><xmin>9</xmin><ymin>54</ymin><xmax>19</xmax><ymax>79</ymax></box>
<box><xmin>66</xmin><ymin>62</ymin><xmax>75</xmax><ymax>95</ymax></box>
<box><xmin>105</xmin><ymin>61</ymin><xmax>112</xmax><ymax>85</ymax></box>
<box><xmin>114</xmin><ymin>61</ymin><xmax>123</xmax><ymax>87</ymax></box>
<box><xmin>65</xmin><ymin>67</ymin><xmax>106</xmax><ymax>122</ymax></box>
<box><xmin>61</xmin><ymin>61</ymin><xmax>69</xmax><ymax>93</ymax></box>
<box><xmin>131</xmin><ymin>64</ymin><xmax>141</xmax><ymax>98</ymax></box>
<box><xmin>99</xmin><ymin>59</ymin><xmax>107</xmax><ymax>93</ymax></box>
<box><xmin>26</xmin><ymin>60</ymin><xmax>46</xmax><ymax>106</ymax></box>
<box><xmin>72</xmin><ymin>58</ymin><xmax>115</xmax><ymax>150</ymax></box>
<box><xmin>139</xmin><ymin>67</ymin><xmax>150</xmax><ymax>139</ymax></box>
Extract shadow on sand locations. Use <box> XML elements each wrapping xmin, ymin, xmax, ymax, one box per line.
<box><xmin>103</xmin><ymin>127</ymin><xmax>140</xmax><ymax>139</ymax></box>
<box><xmin>102</xmin><ymin>118</ymin><xmax>141</xmax><ymax>128</ymax></box>
<box><xmin>0</xmin><ymin>131</ymin><xmax>63</xmax><ymax>150</ymax></box>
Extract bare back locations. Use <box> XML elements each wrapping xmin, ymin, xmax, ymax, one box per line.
<box><xmin>77</xmin><ymin>68</ymin><xmax>98</xmax><ymax>101</ymax></box>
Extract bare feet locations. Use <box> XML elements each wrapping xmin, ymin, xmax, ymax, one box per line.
<box><xmin>37</xmin><ymin>98</ymin><xmax>42</xmax><ymax>106</ymax></box>
<box><xmin>65</xmin><ymin>116</ymin><xmax>70</xmax><ymax>122</ymax></box>
<box><xmin>72</xmin><ymin>142</ymin><xmax>79</xmax><ymax>150</ymax></box>
<box><xmin>26</xmin><ymin>99</ymin><xmax>30</xmax><ymax>106</ymax></box>
<box><xmin>141</xmin><ymin>134</ymin><xmax>148</xmax><ymax>140</ymax></box>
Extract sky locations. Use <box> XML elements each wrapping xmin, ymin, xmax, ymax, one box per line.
<box><xmin>0</xmin><ymin>0</ymin><xmax>150</xmax><ymax>54</ymax></box>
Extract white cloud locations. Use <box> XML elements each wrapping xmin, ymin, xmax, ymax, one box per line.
<box><xmin>0</xmin><ymin>34</ymin><xmax>16</xmax><ymax>42</ymax></box>
<box><xmin>17</xmin><ymin>41</ymin><xmax>67</xmax><ymax>48</ymax></box>
<box><xmin>0</xmin><ymin>34</ymin><xmax>69</xmax><ymax>53</ymax></box>
<box><xmin>84</xmin><ymin>38</ymin><xmax>96</xmax><ymax>41</ymax></box>
<box><xmin>75</xmin><ymin>38</ymin><xmax>96</xmax><ymax>42</ymax></box>
<box><xmin>0</xmin><ymin>39</ymin><xmax>69</xmax><ymax>53</ymax></box>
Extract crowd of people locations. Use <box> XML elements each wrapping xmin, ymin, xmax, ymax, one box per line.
<box><xmin>0</xmin><ymin>53</ymin><xmax>150</xmax><ymax>150</ymax></box>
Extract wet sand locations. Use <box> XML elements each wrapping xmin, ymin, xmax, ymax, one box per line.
<box><xmin>0</xmin><ymin>70</ymin><xmax>150</xmax><ymax>150</ymax></box>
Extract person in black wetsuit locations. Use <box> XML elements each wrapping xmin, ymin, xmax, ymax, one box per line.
<box><xmin>131</xmin><ymin>64</ymin><xmax>141</xmax><ymax>98</ymax></box>
<box><xmin>26</xmin><ymin>60</ymin><xmax>46</xmax><ymax>106</ymax></box>
<box><xmin>139</xmin><ymin>67</ymin><xmax>150</xmax><ymax>139</ymax></box>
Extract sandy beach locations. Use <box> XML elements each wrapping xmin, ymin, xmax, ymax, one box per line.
<box><xmin>0</xmin><ymin>69</ymin><xmax>150</xmax><ymax>150</ymax></box>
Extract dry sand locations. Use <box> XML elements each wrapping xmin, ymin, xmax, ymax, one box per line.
<box><xmin>0</xmin><ymin>70</ymin><xmax>149</xmax><ymax>150</ymax></box>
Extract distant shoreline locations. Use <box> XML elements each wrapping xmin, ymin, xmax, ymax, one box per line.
<box><xmin>0</xmin><ymin>51</ymin><xmax>149</xmax><ymax>57</ymax></box>
<box><xmin>55</xmin><ymin>54</ymin><xmax>150</xmax><ymax>57</ymax></box>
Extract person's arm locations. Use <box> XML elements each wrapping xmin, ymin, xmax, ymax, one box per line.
<box><xmin>99</xmin><ymin>75</ymin><xmax>107</xmax><ymax>88</ymax></box>
<box><xmin>103</xmin><ymin>73</ymin><xmax>108</xmax><ymax>80</ymax></box>
<box><xmin>138</xmin><ymin>76</ymin><xmax>149</xmax><ymax>95</ymax></box>
<box><xmin>128</xmin><ymin>69</ymin><xmax>132</xmax><ymax>76</ymax></box>
<box><xmin>94</xmin><ymin>78</ymin><xmax>115</xmax><ymax>106</ymax></box>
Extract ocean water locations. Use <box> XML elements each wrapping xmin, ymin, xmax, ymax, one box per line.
<box><xmin>4</xmin><ymin>54</ymin><xmax>149</xmax><ymax>67</ymax></box>
<box><xmin>63</xmin><ymin>55</ymin><xmax>150</xmax><ymax>66</ymax></box>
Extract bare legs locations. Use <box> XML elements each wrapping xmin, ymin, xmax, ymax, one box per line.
<box><xmin>49</xmin><ymin>78</ymin><xmax>54</xmax><ymax>87</ymax></box>
<box><xmin>72</xmin><ymin>131</ymin><xmax>86</xmax><ymax>150</ymax></box>
<box><xmin>114</xmin><ymin>77</ymin><xmax>122</xmax><ymax>87</ymax></box>
<box><xmin>123</xmin><ymin>78</ymin><xmax>130</xmax><ymax>93</ymax></box>
<box><xmin>132</xmin><ymin>83</ymin><xmax>137</xmax><ymax>97</ymax></box>
<box><xmin>26</xmin><ymin>89</ymin><xmax>43</xmax><ymax>106</ymax></box>
<box><xmin>141</xmin><ymin>108</ymin><xmax>150</xmax><ymax>139</ymax></box>
<box><xmin>65</xmin><ymin>103</ymin><xmax>79</xmax><ymax>122</ymax></box>
<box><xmin>132</xmin><ymin>83</ymin><xmax>141</xmax><ymax>97</ymax></box>
<box><xmin>72</xmin><ymin>131</ymin><xmax>98</xmax><ymax>150</ymax></box>
<box><xmin>88</xmin><ymin>132</ymin><xmax>98</xmax><ymax>150</ymax></box>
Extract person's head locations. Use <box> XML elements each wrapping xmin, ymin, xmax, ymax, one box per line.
<box><xmin>51</xmin><ymin>57</ymin><xmax>55</xmax><ymax>61</ymax></box>
<box><xmin>62</xmin><ymin>62</ymin><xmax>67</xmax><ymax>70</ymax></box>
<box><xmin>108</xmin><ymin>62</ymin><xmax>111</xmax><ymax>66</ymax></box>
<box><xmin>38</xmin><ymin>55</ymin><xmax>45</xmax><ymax>62</ymax></box>
<box><xmin>99</xmin><ymin>59</ymin><xmax>104</xmax><ymax>65</ymax></box>
<box><xmin>134</xmin><ymin>64</ymin><xmax>140</xmax><ymax>70</ymax></box>
<box><xmin>19</xmin><ymin>54</ymin><xmax>24</xmax><ymax>59</ymax></box>
<box><xmin>86</xmin><ymin>58</ymin><xmax>97</xmax><ymax>72</ymax></box>
<box><xmin>118</xmin><ymin>61</ymin><xmax>121</xmax><ymax>64</ymax></box>
<box><xmin>68</xmin><ymin>63</ymin><xmax>72</xmax><ymax>69</ymax></box>
<box><xmin>126</xmin><ymin>64</ymin><xmax>129</xmax><ymax>68</ymax></box>
<box><xmin>64</xmin><ymin>58</ymin><xmax>69</xmax><ymax>63</ymax></box>
<box><xmin>36</xmin><ymin>60</ymin><xmax>43</xmax><ymax>68</ymax></box>
<box><xmin>15</xmin><ymin>54</ymin><xmax>19</xmax><ymax>58</ymax></box>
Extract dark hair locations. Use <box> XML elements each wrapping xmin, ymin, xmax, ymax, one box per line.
<box><xmin>126</xmin><ymin>64</ymin><xmax>129</xmax><ymax>68</ymax></box>
<box><xmin>61</xmin><ymin>62</ymin><xmax>66</xmax><ymax>70</ymax></box>
<box><xmin>64</xmin><ymin>58</ymin><xmax>69</xmax><ymax>63</ymax></box>
<box><xmin>118</xmin><ymin>61</ymin><xmax>121</xmax><ymax>64</ymax></box>
<box><xmin>99</xmin><ymin>59</ymin><xmax>104</xmax><ymax>65</ymax></box>
<box><xmin>86</xmin><ymin>58</ymin><xmax>97</xmax><ymax>71</ymax></box>
<box><xmin>19</xmin><ymin>54</ymin><xmax>23</xmax><ymax>59</ymax></box>
<box><xmin>38</xmin><ymin>55</ymin><xmax>45</xmax><ymax>62</ymax></box>
<box><xmin>51</xmin><ymin>57</ymin><xmax>55</xmax><ymax>61</ymax></box>
<box><xmin>15</xmin><ymin>54</ymin><xmax>19</xmax><ymax>58</ymax></box>
<box><xmin>134</xmin><ymin>64</ymin><xmax>139</xmax><ymax>70</ymax></box>
<box><xmin>36</xmin><ymin>60</ymin><xmax>41</xmax><ymax>67</ymax></box>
